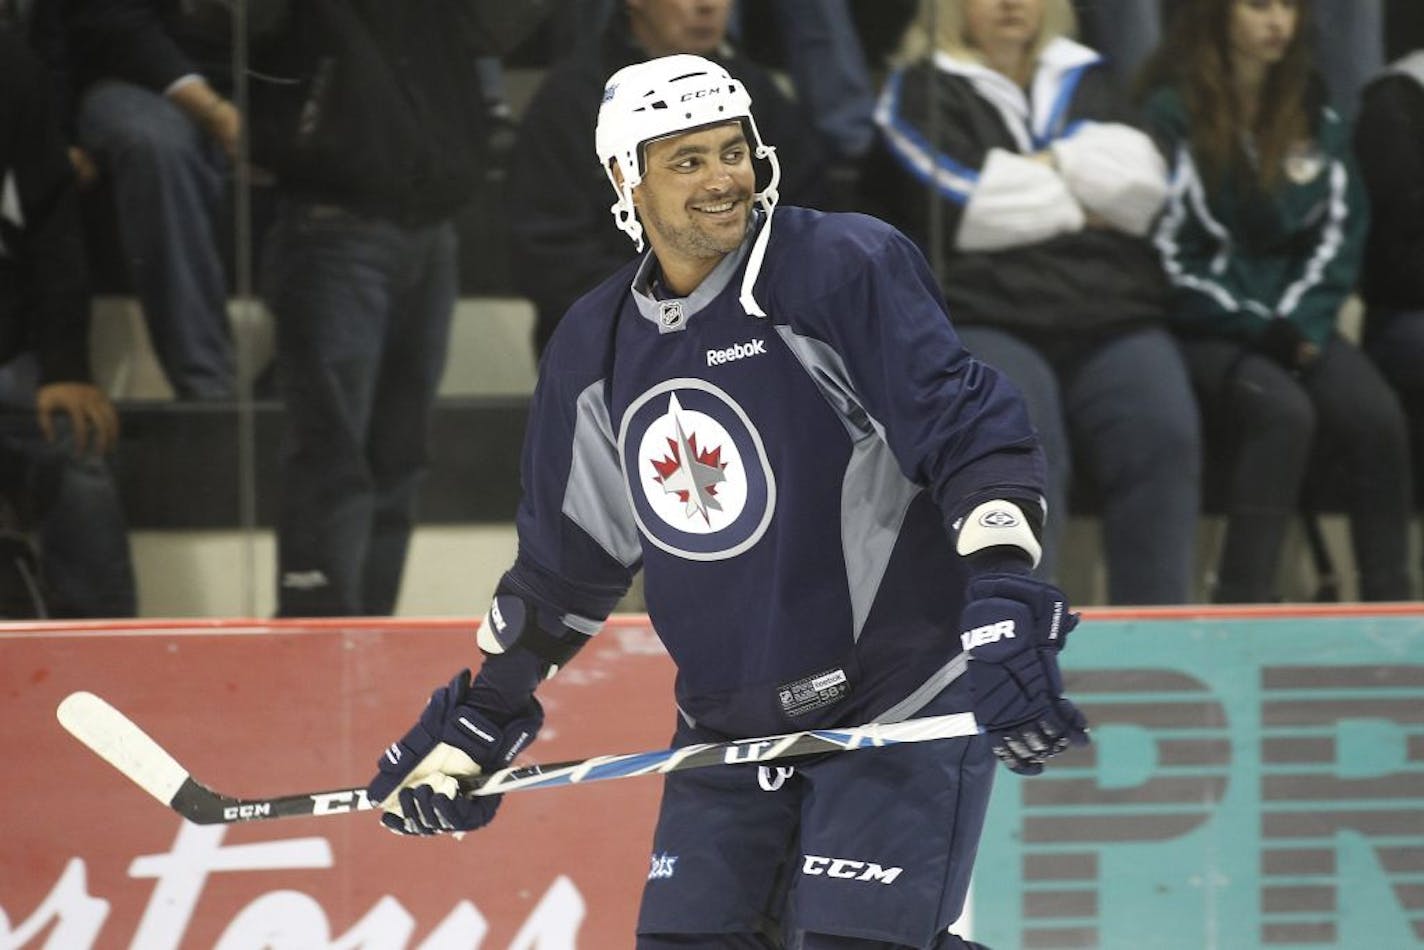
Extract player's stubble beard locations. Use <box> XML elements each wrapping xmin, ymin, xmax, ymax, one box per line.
<box><xmin>643</xmin><ymin>190</ymin><xmax>753</xmax><ymax>265</ymax></box>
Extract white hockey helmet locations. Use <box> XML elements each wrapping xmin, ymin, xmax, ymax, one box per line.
<box><xmin>595</xmin><ymin>54</ymin><xmax>781</xmax><ymax>253</ymax></box>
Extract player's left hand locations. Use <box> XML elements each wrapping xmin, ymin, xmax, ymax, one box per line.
<box><xmin>960</xmin><ymin>573</ymin><xmax>1090</xmax><ymax>775</ymax></box>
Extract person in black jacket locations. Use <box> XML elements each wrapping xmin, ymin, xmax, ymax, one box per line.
<box><xmin>253</xmin><ymin>0</ymin><xmax>492</xmax><ymax>617</ymax></box>
<box><xmin>60</xmin><ymin>0</ymin><xmax>238</xmax><ymax>400</ymax></box>
<box><xmin>508</xmin><ymin>0</ymin><xmax>829</xmax><ymax>356</ymax></box>
<box><xmin>1357</xmin><ymin>50</ymin><xmax>1424</xmax><ymax>508</ymax></box>
<box><xmin>870</xmin><ymin>0</ymin><xmax>1201</xmax><ymax>605</ymax></box>
<box><xmin>0</xmin><ymin>27</ymin><xmax>135</xmax><ymax>617</ymax></box>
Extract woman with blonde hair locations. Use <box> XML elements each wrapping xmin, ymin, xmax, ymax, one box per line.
<box><xmin>1140</xmin><ymin>0</ymin><xmax>1412</xmax><ymax>602</ymax></box>
<box><xmin>872</xmin><ymin>0</ymin><xmax>1202</xmax><ymax>605</ymax></box>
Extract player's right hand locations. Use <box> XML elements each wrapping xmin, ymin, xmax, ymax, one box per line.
<box><xmin>368</xmin><ymin>669</ymin><xmax>542</xmax><ymax>836</ymax></box>
<box><xmin>960</xmin><ymin>573</ymin><xmax>1090</xmax><ymax>775</ymax></box>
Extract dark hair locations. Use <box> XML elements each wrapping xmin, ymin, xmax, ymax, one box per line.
<box><xmin>1137</xmin><ymin>0</ymin><xmax>1314</xmax><ymax>190</ymax></box>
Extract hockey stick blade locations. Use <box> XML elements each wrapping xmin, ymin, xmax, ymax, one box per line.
<box><xmin>56</xmin><ymin>691</ymin><xmax>369</xmax><ymax>824</ymax></box>
<box><xmin>57</xmin><ymin>690</ymin><xmax>980</xmax><ymax>825</ymax></box>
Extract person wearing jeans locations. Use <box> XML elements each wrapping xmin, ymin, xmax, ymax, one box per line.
<box><xmin>0</xmin><ymin>366</ymin><xmax>136</xmax><ymax>618</ymax></box>
<box><xmin>955</xmin><ymin>326</ymin><xmax>1200</xmax><ymax>604</ymax></box>
<box><xmin>1141</xmin><ymin>0</ymin><xmax>1411</xmax><ymax>602</ymax></box>
<box><xmin>261</xmin><ymin>205</ymin><xmax>457</xmax><ymax>615</ymax></box>
<box><xmin>873</xmin><ymin>0</ymin><xmax>1202</xmax><ymax>604</ymax></box>
<box><xmin>74</xmin><ymin>80</ymin><xmax>235</xmax><ymax>400</ymax></box>
<box><xmin>0</xmin><ymin>30</ymin><xmax>135</xmax><ymax>617</ymax></box>
<box><xmin>61</xmin><ymin>0</ymin><xmax>239</xmax><ymax>400</ymax></box>
<box><xmin>252</xmin><ymin>0</ymin><xmax>489</xmax><ymax>616</ymax></box>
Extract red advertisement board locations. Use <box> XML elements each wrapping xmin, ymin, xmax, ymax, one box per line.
<box><xmin>1</xmin><ymin>618</ymin><xmax>676</xmax><ymax>948</ymax></box>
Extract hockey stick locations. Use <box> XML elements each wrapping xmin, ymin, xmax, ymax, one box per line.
<box><xmin>57</xmin><ymin>691</ymin><xmax>980</xmax><ymax>825</ymax></box>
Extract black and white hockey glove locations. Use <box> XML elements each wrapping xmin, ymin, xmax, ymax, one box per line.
<box><xmin>368</xmin><ymin>669</ymin><xmax>542</xmax><ymax>835</ymax></box>
<box><xmin>960</xmin><ymin>573</ymin><xmax>1090</xmax><ymax>775</ymax></box>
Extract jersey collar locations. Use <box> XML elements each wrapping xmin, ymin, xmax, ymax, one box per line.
<box><xmin>630</xmin><ymin>211</ymin><xmax>761</xmax><ymax>333</ymax></box>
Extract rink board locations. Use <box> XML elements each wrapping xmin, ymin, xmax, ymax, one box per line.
<box><xmin>1</xmin><ymin>608</ymin><xmax>1422</xmax><ymax>949</ymax></box>
<box><xmin>974</xmin><ymin>605</ymin><xmax>1424</xmax><ymax>950</ymax></box>
<box><xmin>0</xmin><ymin>618</ymin><xmax>676</xmax><ymax>949</ymax></box>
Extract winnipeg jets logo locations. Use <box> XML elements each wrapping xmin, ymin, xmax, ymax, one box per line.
<box><xmin>620</xmin><ymin>378</ymin><xmax>776</xmax><ymax>561</ymax></box>
<box><xmin>649</xmin><ymin>394</ymin><xmax>728</xmax><ymax>525</ymax></box>
<box><xmin>638</xmin><ymin>393</ymin><xmax>743</xmax><ymax>533</ymax></box>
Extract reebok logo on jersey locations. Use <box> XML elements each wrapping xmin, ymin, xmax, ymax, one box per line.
<box><xmin>962</xmin><ymin>619</ymin><xmax>1016</xmax><ymax>651</ymax></box>
<box><xmin>802</xmin><ymin>855</ymin><xmax>903</xmax><ymax>885</ymax></box>
<box><xmin>706</xmin><ymin>338</ymin><xmax>766</xmax><ymax>366</ymax></box>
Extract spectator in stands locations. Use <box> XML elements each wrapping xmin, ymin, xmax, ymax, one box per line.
<box><xmin>1389</xmin><ymin>0</ymin><xmax>1424</xmax><ymax>61</ymax></box>
<box><xmin>509</xmin><ymin>0</ymin><xmax>829</xmax><ymax>356</ymax></box>
<box><xmin>871</xmin><ymin>0</ymin><xmax>1201</xmax><ymax>605</ymax></box>
<box><xmin>553</xmin><ymin>0</ymin><xmax>878</xmax><ymax>165</ymax></box>
<box><xmin>252</xmin><ymin>1</ymin><xmax>491</xmax><ymax>617</ymax></box>
<box><xmin>1140</xmin><ymin>0</ymin><xmax>1411</xmax><ymax>603</ymax></box>
<box><xmin>0</xmin><ymin>27</ymin><xmax>136</xmax><ymax>617</ymax></box>
<box><xmin>58</xmin><ymin>0</ymin><xmax>237</xmax><ymax>401</ymax></box>
<box><xmin>1356</xmin><ymin>49</ymin><xmax>1424</xmax><ymax>510</ymax></box>
<box><xmin>1070</xmin><ymin>0</ymin><xmax>1162</xmax><ymax>86</ymax></box>
<box><xmin>1068</xmin><ymin>0</ymin><xmax>1383</xmax><ymax>118</ymax></box>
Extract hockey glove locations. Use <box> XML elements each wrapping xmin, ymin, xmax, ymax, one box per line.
<box><xmin>960</xmin><ymin>573</ymin><xmax>1089</xmax><ymax>775</ymax></box>
<box><xmin>368</xmin><ymin>669</ymin><xmax>542</xmax><ymax>836</ymax></box>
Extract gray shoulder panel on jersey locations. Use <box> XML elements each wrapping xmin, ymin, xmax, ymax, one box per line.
<box><xmin>563</xmin><ymin>379</ymin><xmax>643</xmax><ymax>568</ymax></box>
<box><xmin>776</xmin><ymin>326</ymin><xmax>921</xmax><ymax>642</ymax></box>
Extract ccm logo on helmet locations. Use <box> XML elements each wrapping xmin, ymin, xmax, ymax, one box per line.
<box><xmin>802</xmin><ymin>856</ymin><xmax>903</xmax><ymax>885</ymax></box>
<box><xmin>681</xmin><ymin>87</ymin><xmax>721</xmax><ymax>101</ymax></box>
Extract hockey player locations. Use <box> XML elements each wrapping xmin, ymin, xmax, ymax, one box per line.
<box><xmin>368</xmin><ymin>54</ymin><xmax>1089</xmax><ymax>949</ymax></box>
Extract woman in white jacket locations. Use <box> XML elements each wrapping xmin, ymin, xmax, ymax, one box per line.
<box><xmin>872</xmin><ymin>0</ymin><xmax>1201</xmax><ymax>605</ymax></box>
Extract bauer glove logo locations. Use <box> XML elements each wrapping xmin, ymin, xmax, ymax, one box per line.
<box><xmin>962</xmin><ymin>619</ymin><xmax>1017</xmax><ymax>651</ymax></box>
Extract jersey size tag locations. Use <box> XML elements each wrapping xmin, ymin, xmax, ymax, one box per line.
<box><xmin>777</xmin><ymin>667</ymin><xmax>850</xmax><ymax>718</ymax></box>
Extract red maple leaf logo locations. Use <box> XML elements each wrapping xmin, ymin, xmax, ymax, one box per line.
<box><xmin>651</xmin><ymin>434</ymin><xmax>725</xmax><ymax>503</ymax></box>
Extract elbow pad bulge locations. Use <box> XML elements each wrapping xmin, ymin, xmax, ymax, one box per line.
<box><xmin>477</xmin><ymin>589</ymin><xmax>600</xmax><ymax>678</ymax></box>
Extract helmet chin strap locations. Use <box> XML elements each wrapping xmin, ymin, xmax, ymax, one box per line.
<box><xmin>738</xmin><ymin>140</ymin><xmax>781</xmax><ymax>318</ymax></box>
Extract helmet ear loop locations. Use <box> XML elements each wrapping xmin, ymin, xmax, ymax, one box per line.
<box><xmin>743</xmin><ymin>114</ymin><xmax>781</xmax><ymax>213</ymax></box>
<box><xmin>755</xmin><ymin>144</ymin><xmax>782</xmax><ymax>213</ymax></box>
<box><xmin>606</xmin><ymin>156</ymin><xmax>646</xmax><ymax>252</ymax></box>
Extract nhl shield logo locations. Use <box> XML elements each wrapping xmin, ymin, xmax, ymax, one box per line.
<box><xmin>658</xmin><ymin>299</ymin><xmax>687</xmax><ymax>332</ymax></box>
<box><xmin>619</xmin><ymin>378</ymin><xmax>776</xmax><ymax>561</ymax></box>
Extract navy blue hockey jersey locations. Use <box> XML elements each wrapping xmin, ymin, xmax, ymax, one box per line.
<box><xmin>508</xmin><ymin>207</ymin><xmax>1044</xmax><ymax>738</ymax></box>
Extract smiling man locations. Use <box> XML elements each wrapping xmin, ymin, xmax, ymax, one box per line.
<box><xmin>630</xmin><ymin>124</ymin><xmax>757</xmax><ymax>291</ymax></box>
<box><xmin>367</xmin><ymin>55</ymin><xmax>1091</xmax><ymax>950</ymax></box>
<box><xmin>506</xmin><ymin>0</ymin><xmax>828</xmax><ymax>356</ymax></box>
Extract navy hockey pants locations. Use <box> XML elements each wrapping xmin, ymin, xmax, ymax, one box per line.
<box><xmin>636</xmin><ymin>682</ymin><xmax>993</xmax><ymax>948</ymax></box>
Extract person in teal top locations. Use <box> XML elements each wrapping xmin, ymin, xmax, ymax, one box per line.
<box><xmin>1139</xmin><ymin>0</ymin><xmax>1412</xmax><ymax>603</ymax></box>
